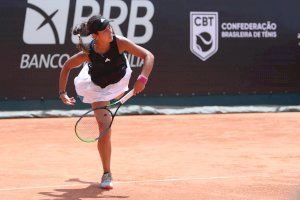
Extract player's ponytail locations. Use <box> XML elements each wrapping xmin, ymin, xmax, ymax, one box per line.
<box><xmin>72</xmin><ymin>22</ymin><xmax>90</xmax><ymax>54</ymax></box>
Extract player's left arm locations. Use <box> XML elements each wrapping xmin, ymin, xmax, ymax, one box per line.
<box><xmin>116</xmin><ymin>35</ymin><xmax>154</xmax><ymax>94</ymax></box>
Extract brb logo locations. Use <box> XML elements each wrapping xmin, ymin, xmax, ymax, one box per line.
<box><xmin>23</xmin><ymin>0</ymin><xmax>154</xmax><ymax>45</ymax></box>
<box><xmin>23</xmin><ymin>0</ymin><xmax>70</xmax><ymax>44</ymax></box>
<box><xmin>190</xmin><ymin>12</ymin><xmax>218</xmax><ymax>61</ymax></box>
<box><xmin>21</xmin><ymin>0</ymin><xmax>154</xmax><ymax>69</ymax></box>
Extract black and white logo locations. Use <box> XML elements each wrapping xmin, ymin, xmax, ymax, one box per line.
<box><xmin>190</xmin><ymin>12</ymin><xmax>218</xmax><ymax>61</ymax></box>
<box><xmin>23</xmin><ymin>0</ymin><xmax>70</xmax><ymax>44</ymax></box>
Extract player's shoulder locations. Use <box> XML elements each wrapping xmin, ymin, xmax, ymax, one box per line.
<box><xmin>115</xmin><ymin>35</ymin><xmax>134</xmax><ymax>45</ymax></box>
<box><xmin>71</xmin><ymin>51</ymin><xmax>90</xmax><ymax>62</ymax></box>
<box><xmin>115</xmin><ymin>35</ymin><xmax>135</xmax><ymax>51</ymax></box>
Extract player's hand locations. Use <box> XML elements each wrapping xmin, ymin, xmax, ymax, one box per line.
<box><xmin>133</xmin><ymin>79</ymin><xmax>146</xmax><ymax>95</ymax></box>
<box><xmin>60</xmin><ymin>93</ymin><xmax>76</xmax><ymax>105</ymax></box>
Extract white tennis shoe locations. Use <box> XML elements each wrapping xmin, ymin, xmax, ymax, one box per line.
<box><xmin>100</xmin><ymin>172</ymin><xmax>113</xmax><ymax>189</ymax></box>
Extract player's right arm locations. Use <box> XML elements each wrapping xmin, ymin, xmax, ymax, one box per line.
<box><xmin>59</xmin><ymin>52</ymin><xmax>89</xmax><ymax>105</ymax></box>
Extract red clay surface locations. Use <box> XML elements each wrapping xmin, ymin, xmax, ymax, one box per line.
<box><xmin>0</xmin><ymin>113</ymin><xmax>300</xmax><ymax>200</ymax></box>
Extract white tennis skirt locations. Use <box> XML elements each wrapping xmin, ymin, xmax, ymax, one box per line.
<box><xmin>74</xmin><ymin>63</ymin><xmax>132</xmax><ymax>104</ymax></box>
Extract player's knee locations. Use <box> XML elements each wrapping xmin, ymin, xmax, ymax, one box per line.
<box><xmin>98</xmin><ymin>130</ymin><xmax>111</xmax><ymax>143</ymax></box>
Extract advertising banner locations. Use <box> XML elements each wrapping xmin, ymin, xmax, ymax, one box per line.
<box><xmin>0</xmin><ymin>0</ymin><xmax>299</xmax><ymax>100</ymax></box>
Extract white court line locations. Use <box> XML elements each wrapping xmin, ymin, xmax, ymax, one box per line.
<box><xmin>0</xmin><ymin>173</ymin><xmax>298</xmax><ymax>192</ymax></box>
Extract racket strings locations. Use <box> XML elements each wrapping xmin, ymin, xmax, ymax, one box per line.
<box><xmin>76</xmin><ymin>108</ymin><xmax>113</xmax><ymax>142</ymax></box>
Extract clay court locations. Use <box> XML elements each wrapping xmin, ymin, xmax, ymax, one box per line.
<box><xmin>0</xmin><ymin>112</ymin><xmax>300</xmax><ymax>200</ymax></box>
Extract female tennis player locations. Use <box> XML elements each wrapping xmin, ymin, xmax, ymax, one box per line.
<box><xmin>58</xmin><ymin>15</ymin><xmax>154</xmax><ymax>189</ymax></box>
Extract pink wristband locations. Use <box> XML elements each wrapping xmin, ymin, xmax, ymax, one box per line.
<box><xmin>137</xmin><ymin>75</ymin><xmax>148</xmax><ymax>85</ymax></box>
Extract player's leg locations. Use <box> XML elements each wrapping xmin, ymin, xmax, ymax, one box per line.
<box><xmin>92</xmin><ymin>101</ymin><xmax>113</xmax><ymax>189</ymax></box>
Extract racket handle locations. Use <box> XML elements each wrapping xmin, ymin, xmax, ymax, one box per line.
<box><xmin>120</xmin><ymin>89</ymin><xmax>134</xmax><ymax>104</ymax></box>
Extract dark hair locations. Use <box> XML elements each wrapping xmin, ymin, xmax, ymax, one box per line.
<box><xmin>72</xmin><ymin>15</ymin><xmax>111</xmax><ymax>53</ymax></box>
<box><xmin>72</xmin><ymin>22</ymin><xmax>89</xmax><ymax>36</ymax></box>
<box><xmin>72</xmin><ymin>23</ymin><xmax>89</xmax><ymax>53</ymax></box>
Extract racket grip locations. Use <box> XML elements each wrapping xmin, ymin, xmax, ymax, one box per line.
<box><xmin>120</xmin><ymin>89</ymin><xmax>134</xmax><ymax>104</ymax></box>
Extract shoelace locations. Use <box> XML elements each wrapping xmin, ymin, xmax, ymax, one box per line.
<box><xmin>102</xmin><ymin>173</ymin><xmax>112</xmax><ymax>182</ymax></box>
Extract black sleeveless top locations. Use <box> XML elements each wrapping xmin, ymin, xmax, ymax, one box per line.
<box><xmin>88</xmin><ymin>36</ymin><xmax>127</xmax><ymax>88</ymax></box>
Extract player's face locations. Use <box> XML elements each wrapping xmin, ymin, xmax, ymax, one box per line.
<box><xmin>98</xmin><ymin>25</ymin><xmax>113</xmax><ymax>43</ymax></box>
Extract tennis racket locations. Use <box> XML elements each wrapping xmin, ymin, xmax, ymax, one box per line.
<box><xmin>75</xmin><ymin>89</ymin><xmax>134</xmax><ymax>143</ymax></box>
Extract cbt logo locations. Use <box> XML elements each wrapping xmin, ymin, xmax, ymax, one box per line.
<box><xmin>23</xmin><ymin>0</ymin><xmax>70</xmax><ymax>44</ymax></box>
<box><xmin>190</xmin><ymin>12</ymin><xmax>218</xmax><ymax>61</ymax></box>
